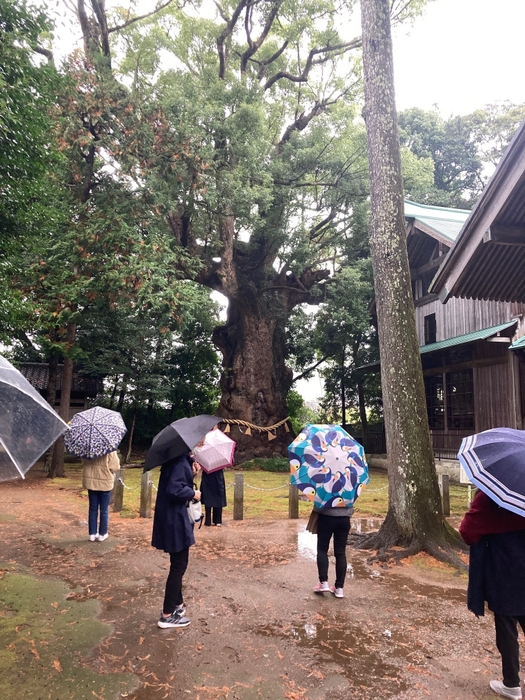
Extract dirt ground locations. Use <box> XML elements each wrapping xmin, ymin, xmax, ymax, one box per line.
<box><xmin>0</xmin><ymin>469</ymin><xmax>516</xmax><ymax>700</ymax></box>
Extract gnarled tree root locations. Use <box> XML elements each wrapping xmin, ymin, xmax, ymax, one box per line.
<box><xmin>348</xmin><ymin>513</ymin><xmax>468</xmax><ymax>572</ymax></box>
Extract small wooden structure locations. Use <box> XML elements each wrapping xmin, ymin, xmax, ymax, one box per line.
<box><xmin>19</xmin><ymin>363</ymin><xmax>103</xmax><ymax>421</ymax></box>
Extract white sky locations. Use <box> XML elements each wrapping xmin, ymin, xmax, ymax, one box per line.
<box><xmin>392</xmin><ymin>0</ymin><xmax>525</xmax><ymax>116</ymax></box>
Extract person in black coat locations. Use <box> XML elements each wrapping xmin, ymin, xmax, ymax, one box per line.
<box><xmin>200</xmin><ymin>468</ymin><xmax>227</xmax><ymax>526</ymax></box>
<box><xmin>460</xmin><ymin>490</ymin><xmax>525</xmax><ymax>699</ymax></box>
<box><xmin>152</xmin><ymin>452</ymin><xmax>200</xmax><ymax>628</ymax></box>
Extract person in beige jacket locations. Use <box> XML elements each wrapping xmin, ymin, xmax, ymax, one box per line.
<box><xmin>82</xmin><ymin>451</ymin><xmax>120</xmax><ymax>541</ymax></box>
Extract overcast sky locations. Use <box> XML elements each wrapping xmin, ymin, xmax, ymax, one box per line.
<box><xmin>392</xmin><ymin>0</ymin><xmax>525</xmax><ymax>116</ymax></box>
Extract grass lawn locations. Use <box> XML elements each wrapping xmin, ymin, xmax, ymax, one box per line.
<box><xmin>48</xmin><ymin>463</ymin><xmax>473</xmax><ymax>521</ymax></box>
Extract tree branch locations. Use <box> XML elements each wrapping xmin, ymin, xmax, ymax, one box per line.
<box><xmin>217</xmin><ymin>0</ymin><xmax>249</xmax><ymax>79</ymax></box>
<box><xmin>108</xmin><ymin>0</ymin><xmax>177</xmax><ymax>33</ymax></box>
<box><xmin>240</xmin><ymin>0</ymin><xmax>282</xmax><ymax>73</ymax></box>
<box><xmin>293</xmin><ymin>355</ymin><xmax>331</xmax><ymax>383</ymax></box>
<box><xmin>264</xmin><ymin>37</ymin><xmax>361</xmax><ymax>90</ymax></box>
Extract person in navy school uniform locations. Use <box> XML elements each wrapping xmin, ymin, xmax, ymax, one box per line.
<box><xmin>200</xmin><ymin>467</ymin><xmax>227</xmax><ymax>526</ymax></box>
<box><xmin>460</xmin><ymin>489</ymin><xmax>525</xmax><ymax>700</ymax></box>
<box><xmin>152</xmin><ymin>452</ymin><xmax>202</xmax><ymax>629</ymax></box>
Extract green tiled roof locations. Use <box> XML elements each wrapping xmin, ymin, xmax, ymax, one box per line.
<box><xmin>510</xmin><ymin>335</ymin><xmax>525</xmax><ymax>349</ymax></box>
<box><xmin>404</xmin><ymin>200</ymin><xmax>470</xmax><ymax>242</ymax></box>
<box><xmin>420</xmin><ymin>320</ymin><xmax>517</xmax><ymax>354</ymax></box>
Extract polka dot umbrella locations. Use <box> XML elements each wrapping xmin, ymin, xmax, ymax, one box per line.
<box><xmin>64</xmin><ymin>407</ymin><xmax>127</xmax><ymax>459</ymax></box>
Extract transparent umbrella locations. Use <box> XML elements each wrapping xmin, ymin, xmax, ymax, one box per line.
<box><xmin>0</xmin><ymin>356</ymin><xmax>68</xmax><ymax>481</ymax></box>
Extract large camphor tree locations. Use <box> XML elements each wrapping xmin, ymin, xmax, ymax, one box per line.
<box><xmin>100</xmin><ymin>0</ymin><xmax>371</xmax><ymax>457</ymax></box>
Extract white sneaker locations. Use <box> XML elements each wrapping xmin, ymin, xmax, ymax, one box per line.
<box><xmin>98</xmin><ymin>533</ymin><xmax>108</xmax><ymax>542</ymax></box>
<box><xmin>490</xmin><ymin>680</ymin><xmax>522</xmax><ymax>699</ymax></box>
<box><xmin>89</xmin><ymin>534</ymin><xmax>98</xmax><ymax>542</ymax></box>
<box><xmin>331</xmin><ymin>586</ymin><xmax>344</xmax><ymax>598</ymax></box>
<box><xmin>313</xmin><ymin>581</ymin><xmax>331</xmax><ymax>594</ymax></box>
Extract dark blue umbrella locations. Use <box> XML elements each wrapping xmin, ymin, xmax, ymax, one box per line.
<box><xmin>144</xmin><ymin>415</ymin><xmax>220</xmax><ymax>472</ymax></box>
<box><xmin>64</xmin><ymin>407</ymin><xmax>127</xmax><ymax>459</ymax></box>
<box><xmin>458</xmin><ymin>427</ymin><xmax>525</xmax><ymax>516</ymax></box>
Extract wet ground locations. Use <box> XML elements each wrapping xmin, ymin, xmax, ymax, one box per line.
<box><xmin>0</xmin><ymin>471</ymin><xmax>517</xmax><ymax>700</ymax></box>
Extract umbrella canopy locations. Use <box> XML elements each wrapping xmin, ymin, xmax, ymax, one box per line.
<box><xmin>144</xmin><ymin>415</ymin><xmax>220</xmax><ymax>471</ymax></box>
<box><xmin>289</xmin><ymin>424</ymin><xmax>369</xmax><ymax>508</ymax></box>
<box><xmin>0</xmin><ymin>356</ymin><xmax>68</xmax><ymax>481</ymax></box>
<box><xmin>192</xmin><ymin>429</ymin><xmax>236</xmax><ymax>473</ymax></box>
<box><xmin>458</xmin><ymin>427</ymin><xmax>525</xmax><ymax>516</ymax></box>
<box><xmin>64</xmin><ymin>407</ymin><xmax>127</xmax><ymax>459</ymax></box>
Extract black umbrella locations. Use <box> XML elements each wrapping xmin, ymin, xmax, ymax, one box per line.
<box><xmin>144</xmin><ymin>415</ymin><xmax>220</xmax><ymax>471</ymax></box>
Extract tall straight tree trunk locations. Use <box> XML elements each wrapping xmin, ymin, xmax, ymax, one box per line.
<box><xmin>43</xmin><ymin>355</ymin><xmax>59</xmax><ymax>474</ymax></box>
<box><xmin>341</xmin><ymin>349</ymin><xmax>346</xmax><ymax>426</ymax></box>
<box><xmin>360</xmin><ymin>0</ymin><xmax>457</xmax><ymax>559</ymax></box>
<box><xmin>49</xmin><ymin>322</ymin><xmax>76</xmax><ymax>478</ymax></box>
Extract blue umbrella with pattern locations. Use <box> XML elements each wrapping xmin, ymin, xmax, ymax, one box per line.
<box><xmin>289</xmin><ymin>424</ymin><xmax>369</xmax><ymax>508</ymax></box>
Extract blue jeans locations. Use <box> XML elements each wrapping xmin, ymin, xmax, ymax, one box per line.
<box><xmin>88</xmin><ymin>490</ymin><xmax>112</xmax><ymax>536</ymax></box>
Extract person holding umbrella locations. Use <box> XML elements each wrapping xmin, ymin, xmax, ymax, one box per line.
<box><xmin>458</xmin><ymin>428</ymin><xmax>525</xmax><ymax>699</ymax></box>
<box><xmin>193</xmin><ymin>429</ymin><xmax>235</xmax><ymax>527</ymax></box>
<box><xmin>82</xmin><ymin>450</ymin><xmax>121</xmax><ymax>542</ymax></box>
<box><xmin>64</xmin><ymin>407</ymin><xmax>127</xmax><ymax>542</ymax></box>
<box><xmin>145</xmin><ymin>415</ymin><xmax>219</xmax><ymax>629</ymax></box>
<box><xmin>289</xmin><ymin>424</ymin><xmax>369</xmax><ymax>599</ymax></box>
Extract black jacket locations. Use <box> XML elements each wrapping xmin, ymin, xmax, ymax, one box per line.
<box><xmin>467</xmin><ymin>529</ymin><xmax>525</xmax><ymax>617</ymax></box>
<box><xmin>200</xmin><ymin>469</ymin><xmax>227</xmax><ymax>509</ymax></box>
<box><xmin>151</xmin><ymin>454</ymin><xmax>195</xmax><ymax>553</ymax></box>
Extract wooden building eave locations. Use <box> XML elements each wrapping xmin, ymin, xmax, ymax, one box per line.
<box><xmin>431</xmin><ymin>119</ymin><xmax>525</xmax><ymax>303</ymax></box>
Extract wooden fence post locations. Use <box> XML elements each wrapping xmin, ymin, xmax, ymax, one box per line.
<box><xmin>233</xmin><ymin>473</ymin><xmax>244</xmax><ymax>521</ymax></box>
<box><xmin>438</xmin><ymin>473</ymin><xmax>450</xmax><ymax>517</ymax></box>
<box><xmin>139</xmin><ymin>471</ymin><xmax>152</xmax><ymax>518</ymax></box>
<box><xmin>112</xmin><ymin>468</ymin><xmax>125</xmax><ymax>513</ymax></box>
<box><xmin>288</xmin><ymin>483</ymin><xmax>299</xmax><ymax>519</ymax></box>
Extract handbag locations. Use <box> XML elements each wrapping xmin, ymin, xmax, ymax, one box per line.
<box><xmin>306</xmin><ymin>508</ymin><xmax>319</xmax><ymax>534</ymax></box>
<box><xmin>187</xmin><ymin>499</ymin><xmax>203</xmax><ymax>525</ymax></box>
<box><xmin>187</xmin><ymin>481</ymin><xmax>203</xmax><ymax>526</ymax></box>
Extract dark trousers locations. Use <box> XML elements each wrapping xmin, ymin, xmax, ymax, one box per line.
<box><xmin>494</xmin><ymin>613</ymin><xmax>525</xmax><ymax>687</ymax></box>
<box><xmin>316</xmin><ymin>514</ymin><xmax>351</xmax><ymax>589</ymax></box>
<box><xmin>87</xmin><ymin>490</ymin><xmax>111</xmax><ymax>536</ymax></box>
<box><xmin>162</xmin><ymin>548</ymin><xmax>189</xmax><ymax>614</ymax></box>
<box><xmin>204</xmin><ymin>506</ymin><xmax>223</xmax><ymax>526</ymax></box>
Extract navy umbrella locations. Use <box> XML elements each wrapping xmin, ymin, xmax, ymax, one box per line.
<box><xmin>458</xmin><ymin>427</ymin><xmax>525</xmax><ymax>516</ymax></box>
<box><xmin>144</xmin><ymin>415</ymin><xmax>220</xmax><ymax>471</ymax></box>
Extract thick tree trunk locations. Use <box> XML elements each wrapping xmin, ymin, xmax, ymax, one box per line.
<box><xmin>213</xmin><ymin>300</ymin><xmax>293</xmax><ymax>460</ymax></box>
<box><xmin>360</xmin><ymin>0</ymin><xmax>447</xmax><ymax>552</ymax></box>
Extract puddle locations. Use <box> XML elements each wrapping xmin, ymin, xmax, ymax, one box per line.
<box><xmin>257</xmin><ymin>620</ymin><xmax>411</xmax><ymax>690</ymax></box>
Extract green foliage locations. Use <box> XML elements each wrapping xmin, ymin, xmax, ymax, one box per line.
<box><xmin>399</xmin><ymin>102</ymin><xmax>525</xmax><ymax>207</ymax></box>
<box><xmin>0</xmin><ymin>0</ymin><xmax>62</xmax><ymax>339</ymax></box>
<box><xmin>238</xmin><ymin>457</ymin><xmax>290</xmax><ymax>472</ymax></box>
<box><xmin>286</xmin><ymin>389</ymin><xmax>319</xmax><ymax>434</ymax></box>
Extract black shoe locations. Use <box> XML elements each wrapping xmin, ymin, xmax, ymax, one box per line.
<box><xmin>158</xmin><ymin>611</ymin><xmax>191</xmax><ymax>628</ymax></box>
